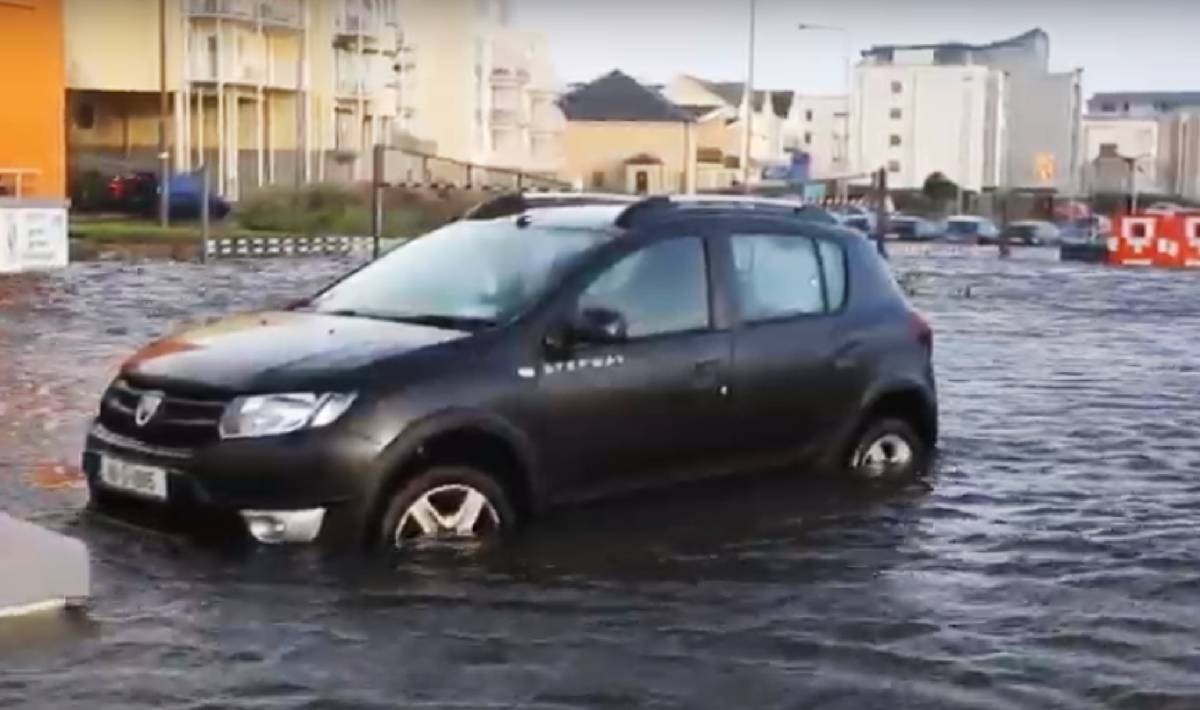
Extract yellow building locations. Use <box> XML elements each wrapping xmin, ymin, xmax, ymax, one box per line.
<box><xmin>64</xmin><ymin>0</ymin><xmax>554</xmax><ymax>198</ymax></box>
<box><xmin>560</xmin><ymin>71</ymin><xmax>696</xmax><ymax>194</ymax></box>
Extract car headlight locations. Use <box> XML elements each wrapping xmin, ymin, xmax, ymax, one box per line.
<box><xmin>219</xmin><ymin>392</ymin><xmax>358</xmax><ymax>440</ymax></box>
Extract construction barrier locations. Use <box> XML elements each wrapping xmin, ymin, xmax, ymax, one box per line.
<box><xmin>1111</xmin><ymin>213</ymin><xmax>1200</xmax><ymax>268</ymax></box>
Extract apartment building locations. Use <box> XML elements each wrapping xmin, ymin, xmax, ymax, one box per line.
<box><xmin>1159</xmin><ymin>112</ymin><xmax>1200</xmax><ymax>202</ymax></box>
<box><xmin>852</xmin><ymin>60</ymin><xmax>1007</xmax><ymax>192</ymax></box>
<box><xmin>783</xmin><ymin>95</ymin><xmax>850</xmax><ymax>179</ymax></box>
<box><xmin>484</xmin><ymin>29</ymin><xmax>565</xmax><ymax>176</ymax></box>
<box><xmin>0</xmin><ymin>0</ymin><xmax>66</xmax><ymax>199</ymax></box>
<box><xmin>64</xmin><ymin>0</ymin><xmax>561</xmax><ymax>198</ymax></box>
<box><xmin>856</xmin><ymin>29</ymin><xmax>1081</xmax><ymax>192</ymax></box>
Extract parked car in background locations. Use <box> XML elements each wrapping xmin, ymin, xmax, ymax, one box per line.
<box><xmin>1057</xmin><ymin>215</ymin><xmax>1112</xmax><ymax>243</ymax></box>
<box><xmin>886</xmin><ymin>214</ymin><xmax>941</xmax><ymax>241</ymax></box>
<box><xmin>1001</xmin><ymin>220</ymin><xmax>1061</xmax><ymax>246</ymax></box>
<box><xmin>83</xmin><ymin>194</ymin><xmax>938</xmax><ymax>550</ymax></box>
<box><xmin>108</xmin><ymin>171</ymin><xmax>231</xmax><ymax>221</ymax></box>
<box><xmin>944</xmin><ymin>215</ymin><xmax>1000</xmax><ymax>244</ymax></box>
<box><xmin>828</xmin><ymin>204</ymin><xmax>878</xmax><ymax>233</ymax></box>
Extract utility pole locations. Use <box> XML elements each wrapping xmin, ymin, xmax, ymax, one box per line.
<box><xmin>158</xmin><ymin>0</ymin><xmax>171</xmax><ymax>228</ymax></box>
<box><xmin>741</xmin><ymin>0</ymin><xmax>756</xmax><ymax>192</ymax></box>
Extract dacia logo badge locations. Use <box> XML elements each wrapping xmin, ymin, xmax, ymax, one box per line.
<box><xmin>134</xmin><ymin>392</ymin><xmax>164</xmax><ymax>427</ymax></box>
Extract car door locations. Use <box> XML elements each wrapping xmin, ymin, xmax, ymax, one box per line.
<box><xmin>722</xmin><ymin>226</ymin><xmax>861</xmax><ymax>468</ymax></box>
<box><xmin>535</xmin><ymin>234</ymin><xmax>734</xmax><ymax>496</ymax></box>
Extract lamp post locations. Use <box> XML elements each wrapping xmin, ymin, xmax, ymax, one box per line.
<box><xmin>741</xmin><ymin>0</ymin><xmax>757</xmax><ymax>192</ymax></box>
<box><xmin>158</xmin><ymin>0</ymin><xmax>170</xmax><ymax>228</ymax></box>
<box><xmin>796</xmin><ymin>23</ymin><xmax>852</xmax><ymax>175</ymax></box>
<box><xmin>1128</xmin><ymin>153</ymin><xmax>1153</xmax><ymax>214</ymax></box>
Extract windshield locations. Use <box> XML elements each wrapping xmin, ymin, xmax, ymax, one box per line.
<box><xmin>947</xmin><ymin>220</ymin><xmax>981</xmax><ymax>235</ymax></box>
<box><xmin>307</xmin><ymin>220</ymin><xmax>612</xmax><ymax>327</ymax></box>
<box><xmin>1004</xmin><ymin>224</ymin><xmax>1037</xmax><ymax>238</ymax></box>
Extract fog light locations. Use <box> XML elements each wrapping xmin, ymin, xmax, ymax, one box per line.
<box><xmin>239</xmin><ymin>509</ymin><xmax>326</xmax><ymax>545</ymax></box>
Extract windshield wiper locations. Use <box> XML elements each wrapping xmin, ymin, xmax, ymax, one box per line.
<box><xmin>318</xmin><ymin>309</ymin><xmax>495</xmax><ymax>331</ymax></box>
<box><xmin>385</xmin><ymin>313</ymin><xmax>498</xmax><ymax>331</ymax></box>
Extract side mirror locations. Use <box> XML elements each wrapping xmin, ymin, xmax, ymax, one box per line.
<box><xmin>544</xmin><ymin>306</ymin><xmax>629</xmax><ymax>356</ymax></box>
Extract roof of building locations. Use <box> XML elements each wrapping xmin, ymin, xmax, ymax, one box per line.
<box><xmin>1088</xmin><ymin>91</ymin><xmax>1200</xmax><ymax>106</ymax></box>
<box><xmin>559</xmin><ymin>70</ymin><xmax>692</xmax><ymax>122</ymax></box>
<box><xmin>675</xmin><ymin>104</ymin><xmax>723</xmax><ymax>120</ymax></box>
<box><xmin>680</xmin><ymin>75</ymin><xmax>793</xmax><ymax>118</ymax></box>
<box><xmin>862</xmin><ymin>28</ymin><xmax>1045</xmax><ymax>58</ymax></box>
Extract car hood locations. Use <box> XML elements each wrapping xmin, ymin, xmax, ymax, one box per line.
<box><xmin>121</xmin><ymin>311</ymin><xmax>470</xmax><ymax>392</ymax></box>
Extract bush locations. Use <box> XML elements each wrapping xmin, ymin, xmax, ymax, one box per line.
<box><xmin>235</xmin><ymin>184</ymin><xmax>481</xmax><ymax>238</ymax></box>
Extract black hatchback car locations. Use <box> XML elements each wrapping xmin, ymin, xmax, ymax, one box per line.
<box><xmin>83</xmin><ymin>195</ymin><xmax>937</xmax><ymax>549</ymax></box>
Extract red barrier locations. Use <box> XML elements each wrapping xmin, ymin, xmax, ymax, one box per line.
<box><xmin>1183</xmin><ymin>216</ymin><xmax>1200</xmax><ymax>268</ymax></box>
<box><xmin>1110</xmin><ymin>214</ymin><xmax>1200</xmax><ymax>268</ymax></box>
<box><xmin>1110</xmin><ymin>216</ymin><xmax>1159</xmax><ymax>267</ymax></box>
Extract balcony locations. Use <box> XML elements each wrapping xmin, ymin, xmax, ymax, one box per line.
<box><xmin>491</xmin><ymin>67</ymin><xmax>531</xmax><ymax>87</ymax></box>
<box><xmin>334</xmin><ymin>11</ymin><xmax>381</xmax><ymax>39</ymax></box>
<box><xmin>189</xmin><ymin>52</ymin><xmax>300</xmax><ymax>89</ymax></box>
<box><xmin>336</xmin><ymin>76</ymin><xmax>369</xmax><ymax>98</ymax></box>
<box><xmin>188</xmin><ymin>0</ymin><xmax>304</xmax><ymax>30</ymax></box>
<box><xmin>490</xmin><ymin>108</ymin><xmax>523</xmax><ymax>128</ymax></box>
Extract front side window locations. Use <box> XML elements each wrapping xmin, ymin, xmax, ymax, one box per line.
<box><xmin>309</xmin><ymin>220</ymin><xmax>611</xmax><ymax>327</ymax></box>
<box><xmin>579</xmin><ymin>238</ymin><xmax>710</xmax><ymax>339</ymax></box>
<box><xmin>732</xmin><ymin>235</ymin><xmax>825</xmax><ymax>321</ymax></box>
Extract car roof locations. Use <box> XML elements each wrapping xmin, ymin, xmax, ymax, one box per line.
<box><xmin>947</xmin><ymin>214</ymin><xmax>990</xmax><ymax>222</ymax></box>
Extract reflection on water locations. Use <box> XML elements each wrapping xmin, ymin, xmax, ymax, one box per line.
<box><xmin>2</xmin><ymin>255</ymin><xmax>1200</xmax><ymax>708</ymax></box>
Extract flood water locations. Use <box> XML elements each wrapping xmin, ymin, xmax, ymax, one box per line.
<box><xmin>2</xmin><ymin>252</ymin><xmax>1200</xmax><ymax>709</ymax></box>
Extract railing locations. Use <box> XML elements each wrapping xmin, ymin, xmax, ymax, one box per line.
<box><xmin>188</xmin><ymin>0</ymin><xmax>303</xmax><ymax>28</ymax></box>
<box><xmin>334</xmin><ymin>11</ymin><xmax>380</xmax><ymax>37</ymax></box>
<box><xmin>490</xmin><ymin>108</ymin><xmax>522</xmax><ymax>127</ymax></box>
<box><xmin>189</xmin><ymin>53</ymin><xmax>300</xmax><ymax>88</ymax></box>
<box><xmin>0</xmin><ymin>169</ymin><xmax>40</xmax><ymax>199</ymax></box>
<box><xmin>490</xmin><ymin>67</ymin><xmax>531</xmax><ymax>85</ymax></box>
<box><xmin>336</xmin><ymin>76</ymin><xmax>369</xmax><ymax>97</ymax></box>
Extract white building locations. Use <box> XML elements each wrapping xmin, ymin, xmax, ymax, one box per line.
<box><xmin>855</xmin><ymin>29</ymin><xmax>1081</xmax><ymax>193</ymax></box>
<box><xmin>783</xmin><ymin>94</ymin><xmax>850</xmax><ymax>179</ymax></box>
<box><xmin>1081</xmin><ymin>117</ymin><xmax>1162</xmax><ymax>193</ymax></box>
<box><xmin>852</xmin><ymin>60</ymin><xmax>1006</xmax><ymax>192</ymax></box>
<box><xmin>485</xmin><ymin>29</ymin><xmax>565</xmax><ymax>175</ymax></box>
<box><xmin>662</xmin><ymin>75</ymin><xmax>790</xmax><ymax>171</ymax></box>
<box><xmin>1083</xmin><ymin>93</ymin><xmax>1200</xmax><ymax>200</ymax></box>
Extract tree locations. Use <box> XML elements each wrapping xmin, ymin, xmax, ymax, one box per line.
<box><xmin>922</xmin><ymin>171</ymin><xmax>959</xmax><ymax>208</ymax></box>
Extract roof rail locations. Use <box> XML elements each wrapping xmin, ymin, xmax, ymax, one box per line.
<box><xmin>463</xmin><ymin>191</ymin><xmax>639</xmax><ymax>220</ymax></box>
<box><xmin>614</xmin><ymin>194</ymin><xmax>830</xmax><ymax>228</ymax></box>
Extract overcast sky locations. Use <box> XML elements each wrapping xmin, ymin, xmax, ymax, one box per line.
<box><xmin>514</xmin><ymin>0</ymin><xmax>1199</xmax><ymax>97</ymax></box>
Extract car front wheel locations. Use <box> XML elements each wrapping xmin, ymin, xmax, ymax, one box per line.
<box><xmin>847</xmin><ymin>418</ymin><xmax>928</xmax><ymax>483</ymax></box>
<box><xmin>379</xmin><ymin>465</ymin><xmax>516</xmax><ymax>550</ymax></box>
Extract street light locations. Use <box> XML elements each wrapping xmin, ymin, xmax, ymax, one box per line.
<box><xmin>796</xmin><ymin>23</ymin><xmax>852</xmax><ymax>179</ymax></box>
<box><xmin>741</xmin><ymin>0</ymin><xmax>757</xmax><ymax>192</ymax></box>
<box><xmin>1128</xmin><ymin>153</ymin><xmax>1154</xmax><ymax>214</ymax></box>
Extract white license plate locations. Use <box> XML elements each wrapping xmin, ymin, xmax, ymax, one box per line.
<box><xmin>99</xmin><ymin>457</ymin><xmax>168</xmax><ymax>501</ymax></box>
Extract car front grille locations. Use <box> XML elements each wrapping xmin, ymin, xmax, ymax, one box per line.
<box><xmin>98</xmin><ymin>377</ymin><xmax>229</xmax><ymax>449</ymax></box>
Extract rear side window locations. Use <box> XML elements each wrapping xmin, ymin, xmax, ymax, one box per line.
<box><xmin>732</xmin><ymin>235</ymin><xmax>825</xmax><ymax>321</ymax></box>
<box><xmin>816</xmin><ymin>240</ymin><xmax>848</xmax><ymax>311</ymax></box>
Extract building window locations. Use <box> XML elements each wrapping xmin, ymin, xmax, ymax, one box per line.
<box><xmin>889</xmin><ymin>134</ymin><xmax>902</xmax><ymax>147</ymax></box>
<box><xmin>804</xmin><ymin>132</ymin><xmax>812</xmax><ymax>146</ymax></box>
<box><xmin>1100</xmin><ymin>102</ymin><xmax>1115</xmax><ymax>112</ymax></box>
<box><xmin>889</xmin><ymin>107</ymin><xmax>902</xmax><ymax>120</ymax></box>
<box><xmin>592</xmin><ymin>171</ymin><xmax>605</xmax><ymax>189</ymax></box>
<box><xmin>75</xmin><ymin>104</ymin><xmax>96</xmax><ymax>130</ymax></box>
<box><xmin>805</xmin><ymin>109</ymin><xmax>813</xmax><ymax>121</ymax></box>
<box><xmin>891</xmin><ymin>81</ymin><xmax>903</xmax><ymax>94</ymax></box>
<box><xmin>887</xmin><ymin>160</ymin><xmax>901</xmax><ymax>173</ymax></box>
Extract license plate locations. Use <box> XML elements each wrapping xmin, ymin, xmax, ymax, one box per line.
<box><xmin>98</xmin><ymin>457</ymin><xmax>168</xmax><ymax>501</ymax></box>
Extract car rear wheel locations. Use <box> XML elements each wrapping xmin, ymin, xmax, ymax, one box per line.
<box><xmin>847</xmin><ymin>418</ymin><xmax>927</xmax><ymax>483</ymax></box>
<box><xmin>379</xmin><ymin>465</ymin><xmax>516</xmax><ymax>550</ymax></box>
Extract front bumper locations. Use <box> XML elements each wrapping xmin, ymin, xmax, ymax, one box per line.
<box><xmin>82</xmin><ymin>421</ymin><xmax>383</xmax><ymax>546</ymax></box>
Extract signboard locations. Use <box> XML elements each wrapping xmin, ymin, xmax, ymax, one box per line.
<box><xmin>0</xmin><ymin>206</ymin><xmax>69</xmax><ymax>274</ymax></box>
<box><xmin>802</xmin><ymin>183</ymin><xmax>827</xmax><ymax>202</ymax></box>
<box><xmin>787</xmin><ymin>151</ymin><xmax>811</xmax><ymax>186</ymax></box>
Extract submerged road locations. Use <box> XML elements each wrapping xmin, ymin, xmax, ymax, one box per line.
<box><xmin>1</xmin><ymin>254</ymin><xmax>1199</xmax><ymax>709</ymax></box>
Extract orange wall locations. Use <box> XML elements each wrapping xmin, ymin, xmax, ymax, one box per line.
<box><xmin>0</xmin><ymin>0</ymin><xmax>66</xmax><ymax>199</ymax></box>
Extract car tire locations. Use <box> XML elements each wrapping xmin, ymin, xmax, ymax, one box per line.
<box><xmin>379</xmin><ymin>465</ymin><xmax>516</xmax><ymax>550</ymax></box>
<box><xmin>846</xmin><ymin>418</ymin><xmax>928</xmax><ymax>484</ymax></box>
